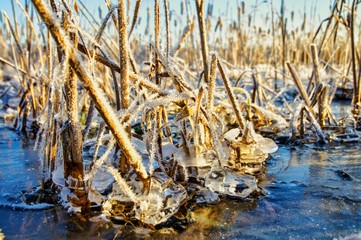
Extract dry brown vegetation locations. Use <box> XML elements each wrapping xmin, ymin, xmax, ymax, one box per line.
<box><xmin>0</xmin><ymin>0</ymin><xmax>360</xmax><ymax>231</ymax></box>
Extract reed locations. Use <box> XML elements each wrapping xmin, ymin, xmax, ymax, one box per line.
<box><xmin>128</xmin><ymin>0</ymin><xmax>142</xmax><ymax>38</ymax></box>
<box><xmin>217</xmin><ymin>57</ymin><xmax>245</xmax><ymax>129</ymax></box>
<box><xmin>118</xmin><ymin>0</ymin><xmax>130</xmax><ymax>116</ymax></box>
<box><xmin>118</xmin><ymin>0</ymin><xmax>131</xmax><ymax>174</ymax></box>
<box><xmin>195</xmin><ymin>0</ymin><xmax>209</xmax><ymax>83</ymax></box>
<box><xmin>350</xmin><ymin>0</ymin><xmax>361</xmax><ymax>122</ymax></box>
<box><xmin>163</xmin><ymin>0</ymin><xmax>171</xmax><ymax>59</ymax></box>
<box><xmin>207</xmin><ymin>53</ymin><xmax>217</xmax><ymax>111</ymax></box>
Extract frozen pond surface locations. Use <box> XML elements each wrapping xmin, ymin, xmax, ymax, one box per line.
<box><xmin>0</xmin><ymin>125</ymin><xmax>361</xmax><ymax>239</ymax></box>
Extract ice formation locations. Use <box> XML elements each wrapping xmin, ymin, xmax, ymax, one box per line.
<box><xmin>225</xmin><ymin>122</ymin><xmax>278</xmax><ymax>173</ymax></box>
<box><xmin>205</xmin><ymin>167</ymin><xmax>258</xmax><ymax>198</ymax></box>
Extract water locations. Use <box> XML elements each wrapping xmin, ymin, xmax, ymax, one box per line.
<box><xmin>194</xmin><ymin>144</ymin><xmax>361</xmax><ymax>239</ymax></box>
<box><xmin>0</xmin><ymin>126</ymin><xmax>40</xmax><ymax>203</ymax></box>
<box><xmin>0</xmin><ymin>126</ymin><xmax>361</xmax><ymax>239</ymax></box>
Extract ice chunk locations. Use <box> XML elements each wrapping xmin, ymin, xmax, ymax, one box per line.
<box><xmin>227</xmin><ymin>123</ymin><xmax>278</xmax><ymax>170</ymax></box>
<box><xmin>174</xmin><ymin>146</ymin><xmax>216</xmax><ymax>167</ymax></box>
<box><xmin>223</xmin><ymin>128</ymin><xmax>241</xmax><ymax>142</ymax></box>
<box><xmin>132</xmin><ymin>136</ymin><xmax>148</xmax><ymax>155</ymax></box>
<box><xmin>250</xmin><ymin>103</ymin><xmax>289</xmax><ymax>131</ymax></box>
<box><xmin>193</xmin><ymin>186</ymin><xmax>220</xmax><ymax>204</ymax></box>
<box><xmin>256</xmin><ymin>135</ymin><xmax>279</xmax><ymax>154</ymax></box>
<box><xmin>87</xmin><ymin>190</ymin><xmax>104</xmax><ymax>206</ymax></box>
<box><xmin>162</xmin><ymin>142</ymin><xmax>178</xmax><ymax>158</ymax></box>
<box><xmin>91</xmin><ymin>169</ymin><xmax>114</xmax><ymax>194</ymax></box>
<box><xmin>87</xmin><ymin>145</ymin><xmax>109</xmax><ymax>159</ymax></box>
<box><xmin>134</xmin><ymin>172</ymin><xmax>187</xmax><ymax>225</ymax></box>
<box><xmin>52</xmin><ymin>165</ymin><xmax>65</xmax><ymax>187</ymax></box>
<box><xmin>205</xmin><ymin>168</ymin><xmax>258</xmax><ymax>198</ymax></box>
<box><xmin>53</xmin><ymin>164</ymin><xmax>114</xmax><ymax>193</ymax></box>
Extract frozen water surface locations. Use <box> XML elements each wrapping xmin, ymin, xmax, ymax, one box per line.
<box><xmin>0</xmin><ymin>126</ymin><xmax>361</xmax><ymax>239</ymax></box>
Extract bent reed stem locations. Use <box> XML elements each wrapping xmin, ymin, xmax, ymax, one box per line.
<box><xmin>31</xmin><ymin>0</ymin><xmax>149</xmax><ymax>182</ymax></box>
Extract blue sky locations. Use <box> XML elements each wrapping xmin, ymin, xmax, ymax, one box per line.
<box><xmin>0</xmin><ymin>0</ymin><xmax>334</xmax><ymax>35</ymax></box>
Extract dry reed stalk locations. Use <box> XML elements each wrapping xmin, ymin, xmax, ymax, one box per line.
<box><xmin>49</xmin><ymin>0</ymin><xmax>58</xmax><ymax>13</ymax></box>
<box><xmin>310</xmin><ymin>44</ymin><xmax>321</xmax><ymax>87</ymax></box>
<box><xmin>10</xmin><ymin>0</ymin><xmax>19</xmax><ymax>35</ymax></box>
<box><xmin>161</xmin><ymin>106</ymin><xmax>173</xmax><ymax>144</ymax></box>
<box><xmin>174</xmin><ymin>19</ymin><xmax>194</xmax><ymax>57</ymax></box>
<box><xmin>154</xmin><ymin>0</ymin><xmax>160</xmax><ymax>54</ymax></box>
<box><xmin>300</xmin><ymin>107</ymin><xmax>305</xmax><ymax>137</ymax></box>
<box><xmin>48</xmin><ymin>117</ymin><xmax>57</xmax><ymax>174</ymax></box>
<box><xmin>350</xmin><ymin>0</ymin><xmax>361</xmax><ymax>119</ymax></box>
<box><xmin>180</xmin><ymin>119</ymin><xmax>190</xmax><ymax>156</ymax></box>
<box><xmin>104</xmin><ymin>0</ymin><xmax>118</xmax><ymax>30</ymax></box>
<box><xmin>304</xmin><ymin>105</ymin><xmax>326</xmax><ymax>142</ymax></box>
<box><xmin>164</xmin><ymin>0</ymin><xmax>171</xmax><ymax>59</ymax></box>
<box><xmin>207</xmin><ymin>54</ymin><xmax>217</xmax><ymax>111</ymax></box>
<box><xmin>271</xmin><ymin>0</ymin><xmax>278</xmax><ymax>91</ymax></box>
<box><xmin>110</xmin><ymin>69</ymin><xmax>121</xmax><ymax>111</ymax></box>
<box><xmin>118</xmin><ymin>0</ymin><xmax>130</xmax><ymax>113</ymax></box>
<box><xmin>251</xmin><ymin>70</ymin><xmax>264</xmax><ymax>106</ymax></box>
<box><xmin>195</xmin><ymin>0</ymin><xmax>209</xmax><ymax>83</ymax></box>
<box><xmin>310</xmin><ymin>83</ymin><xmax>324</xmax><ymax>107</ymax></box>
<box><xmin>58</xmin><ymin>5</ymin><xmax>89</xmax><ymax>211</ymax></box>
<box><xmin>63</xmin><ymin>14</ymin><xmax>85</xmax><ymax>184</ymax></box>
<box><xmin>286</xmin><ymin>61</ymin><xmax>312</xmax><ymax>107</ymax></box>
<box><xmin>128</xmin><ymin>0</ymin><xmax>142</xmax><ymax>38</ymax></box>
<box><xmin>47</xmin><ymin>29</ymin><xmax>53</xmax><ymax>79</ymax></box>
<box><xmin>153</xmin><ymin>0</ymin><xmax>164</xmax><ymax>160</ymax></box>
<box><xmin>91</xmin><ymin>123</ymin><xmax>106</xmax><ymax>164</ymax></box>
<box><xmin>217</xmin><ymin>58</ymin><xmax>245</xmax><ymax>129</ymax></box>
<box><xmin>194</xmin><ymin>86</ymin><xmax>205</xmax><ymax>153</ymax></box>
<box><xmin>280</xmin><ymin>0</ymin><xmax>286</xmax><ymax>83</ymax></box>
<box><xmin>31</xmin><ymin>0</ymin><xmax>149</xmax><ymax>183</ymax></box>
<box><xmin>83</xmin><ymin>101</ymin><xmax>95</xmax><ymax>139</ymax></box>
<box><xmin>128</xmin><ymin>51</ymin><xmax>139</xmax><ymax>74</ymax></box>
<box><xmin>118</xmin><ymin>0</ymin><xmax>131</xmax><ymax>175</ymax></box>
<box><xmin>319</xmin><ymin>86</ymin><xmax>329</xmax><ymax>127</ymax></box>
<box><xmin>148</xmin><ymin>44</ymin><xmax>154</xmax><ymax>79</ymax></box>
<box><xmin>94</xmin><ymin>6</ymin><xmax>117</xmax><ymax>44</ymax></box>
<box><xmin>310</xmin><ymin>44</ymin><xmax>326</xmax><ymax>126</ymax></box>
